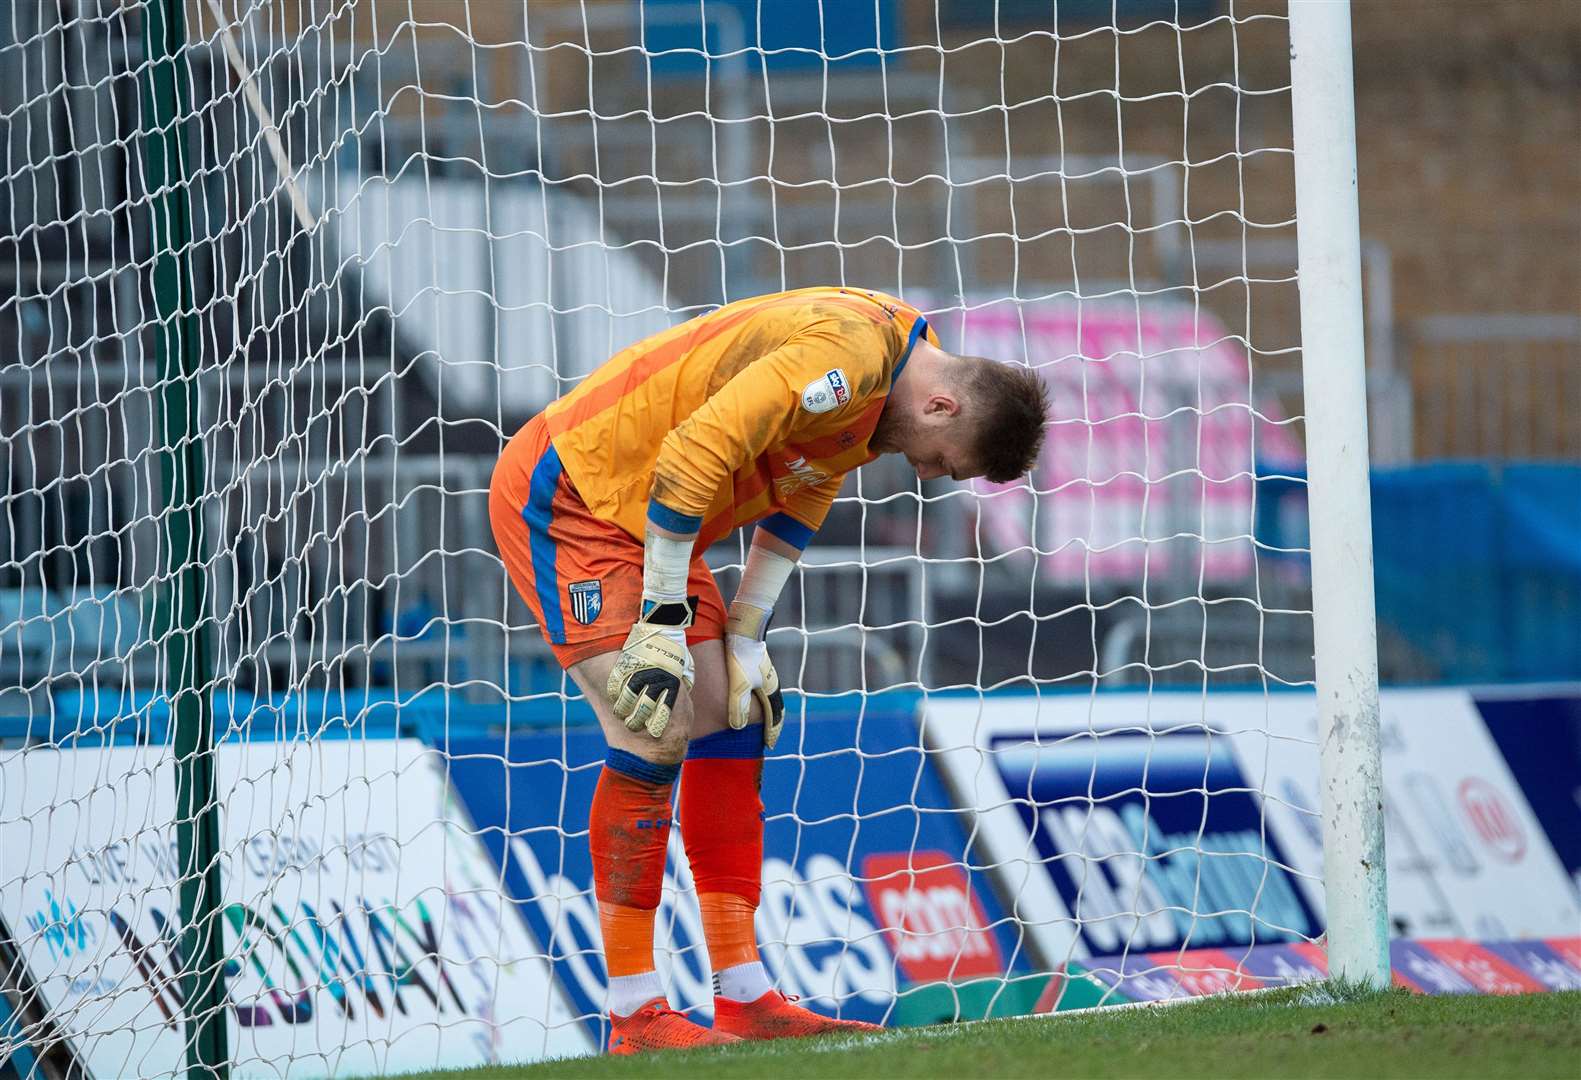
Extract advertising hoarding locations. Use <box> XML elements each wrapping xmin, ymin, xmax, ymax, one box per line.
<box><xmin>1068</xmin><ymin>938</ymin><xmax>1581</xmax><ymax>1002</ymax></box>
<box><xmin>0</xmin><ymin>739</ymin><xmax>590</xmax><ymax>1078</ymax></box>
<box><xmin>924</xmin><ymin>688</ymin><xmax>1581</xmax><ymax>965</ymax></box>
<box><xmin>1477</xmin><ymin>693</ymin><xmax>1581</xmax><ymax>904</ymax></box>
<box><xmin>445</xmin><ymin>695</ymin><xmax>1027</xmax><ymax>1042</ymax></box>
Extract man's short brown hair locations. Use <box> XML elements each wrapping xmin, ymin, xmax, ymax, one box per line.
<box><xmin>960</xmin><ymin>357</ymin><xmax>1050</xmax><ymax>483</ymax></box>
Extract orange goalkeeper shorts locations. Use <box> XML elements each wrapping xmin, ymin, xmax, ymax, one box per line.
<box><xmin>488</xmin><ymin>413</ymin><xmax>726</xmax><ymax>669</ymax></box>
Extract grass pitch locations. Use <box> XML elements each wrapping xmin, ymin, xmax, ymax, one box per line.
<box><xmin>404</xmin><ymin>986</ymin><xmax>1581</xmax><ymax>1079</ymax></box>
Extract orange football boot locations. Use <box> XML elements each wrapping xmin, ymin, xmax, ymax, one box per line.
<box><xmin>607</xmin><ymin>998</ymin><xmax>742</xmax><ymax>1055</ymax></box>
<box><xmin>712</xmin><ymin>990</ymin><xmax>885</xmax><ymax>1040</ymax></box>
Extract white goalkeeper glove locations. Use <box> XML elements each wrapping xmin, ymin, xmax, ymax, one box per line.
<box><xmin>607</xmin><ymin>601</ymin><xmax>695</xmax><ymax>739</ymax></box>
<box><xmin>724</xmin><ymin>603</ymin><xmax>784</xmax><ymax>749</ymax></box>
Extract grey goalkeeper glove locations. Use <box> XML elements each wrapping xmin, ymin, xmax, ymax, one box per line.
<box><xmin>724</xmin><ymin>603</ymin><xmax>784</xmax><ymax>749</ymax></box>
<box><xmin>606</xmin><ymin>601</ymin><xmax>695</xmax><ymax>739</ymax></box>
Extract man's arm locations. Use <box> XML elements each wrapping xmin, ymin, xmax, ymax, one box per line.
<box><xmin>723</xmin><ymin>525</ymin><xmax>803</xmax><ymax>749</ymax></box>
<box><xmin>604</xmin><ymin>502</ymin><xmax>702</xmax><ymax>738</ymax></box>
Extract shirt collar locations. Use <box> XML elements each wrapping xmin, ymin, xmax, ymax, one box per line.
<box><xmin>890</xmin><ymin>316</ymin><xmax>928</xmax><ymax>388</ymax></box>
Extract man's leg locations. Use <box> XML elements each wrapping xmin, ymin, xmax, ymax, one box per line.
<box><xmin>678</xmin><ymin>647</ymin><xmax>772</xmax><ymax>1004</ymax></box>
<box><xmin>491</xmin><ymin>419</ymin><xmax>738</xmax><ymax>1050</ymax></box>
<box><xmin>680</xmin><ymin>645</ymin><xmax>884</xmax><ymax>1039</ymax></box>
<box><xmin>567</xmin><ymin>649</ymin><xmax>737</xmax><ymax>1052</ymax></box>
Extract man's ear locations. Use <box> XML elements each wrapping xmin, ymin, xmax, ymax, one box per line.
<box><xmin>925</xmin><ymin>393</ymin><xmax>962</xmax><ymax>418</ymax></box>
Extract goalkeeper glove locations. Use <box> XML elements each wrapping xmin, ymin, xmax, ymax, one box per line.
<box><xmin>607</xmin><ymin>601</ymin><xmax>695</xmax><ymax>739</ymax></box>
<box><xmin>724</xmin><ymin>603</ymin><xmax>784</xmax><ymax>749</ymax></box>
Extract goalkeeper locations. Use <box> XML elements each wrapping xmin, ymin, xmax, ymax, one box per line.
<box><xmin>489</xmin><ymin>286</ymin><xmax>1048</xmax><ymax>1054</ymax></box>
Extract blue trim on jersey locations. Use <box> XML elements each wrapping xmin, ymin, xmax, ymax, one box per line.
<box><xmin>892</xmin><ymin>316</ymin><xmax>929</xmax><ymax>386</ymax></box>
<box><xmin>686</xmin><ymin>726</ymin><xmax>767</xmax><ymax>760</ymax></box>
<box><xmin>647</xmin><ymin>499</ymin><xmax>703</xmax><ymax>534</ymax></box>
<box><xmin>521</xmin><ymin>445</ymin><xmax>566</xmax><ymax>644</ymax></box>
<box><xmin>759</xmin><ymin>513</ymin><xmax>814</xmax><ymax>550</ymax></box>
<box><xmin>606</xmin><ymin>748</ymin><xmax>681</xmax><ymax>785</ymax></box>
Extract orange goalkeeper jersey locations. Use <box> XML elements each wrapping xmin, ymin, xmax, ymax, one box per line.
<box><xmin>542</xmin><ymin>286</ymin><xmax>937</xmax><ymax>549</ymax></box>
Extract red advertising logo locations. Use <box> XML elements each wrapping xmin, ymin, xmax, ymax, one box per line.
<box><xmin>1456</xmin><ymin>778</ymin><xmax>1526</xmax><ymax>862</ymax></box>
<box><xmin>1145</xmin><ymin>949</ymin><xmax>1264</xmax><ymax>996</ymax></box>
<box><xmin>860</xmin><ymin>851</ymin><xmax>1003</xmax><ymax>982</ymax></box>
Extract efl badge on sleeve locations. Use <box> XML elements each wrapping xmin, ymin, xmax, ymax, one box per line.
<box><xmin>568</xmin><ymin>579</ymin><xmax>603</xmax><ymax>625</ymax></box>
<box><xmin>801</xmin><ymin>368</ymin><xmax>850</xmax><ymax>414</ymax></box>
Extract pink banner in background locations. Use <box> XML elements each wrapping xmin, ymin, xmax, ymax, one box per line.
<box><xmin>927</xmin><ymin>298</ymin><xmax>1302</xmax><ymax>585</ymax></box>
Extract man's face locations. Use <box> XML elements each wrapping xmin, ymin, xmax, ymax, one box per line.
<box><xmin>887</xmin><ymin>399</ymin><xmax>983</xmax><ymax>482</ymax></box>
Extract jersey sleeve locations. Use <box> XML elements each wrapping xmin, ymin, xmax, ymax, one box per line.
<box><xmin>758</xmin><ymin>474</ymin><xmax>843</xmax><ymax>549</ymax></box>
<box><xmin>649</xmin><ymin>315</ymin><xmax>890</xmax><ymax>523</ymax></box>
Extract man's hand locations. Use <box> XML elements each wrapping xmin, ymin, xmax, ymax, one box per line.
<box><xmin>724</xmin><ymin>604</ymin><xmax>784</xmax><ymax>749</ymax></box>
<box><xmin>607</xmin><ymin>603</ymin><xmax>695</xmax><ymax>739</ymax></box>
<box><xmin>725</xmin><ymin>635</ymin><xmax>784</xmax><ymax>748</ymax></box>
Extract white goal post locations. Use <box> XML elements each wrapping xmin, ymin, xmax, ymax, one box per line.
<box><xmin>1288</xmin><ymin>0</ymin><xmax>1389</xmax><ymax>987</ymax></box>
<box><xmin>0</xmin><ymin>2</ymin><xmax>1388</xmax><ymax>1077</ymax></box>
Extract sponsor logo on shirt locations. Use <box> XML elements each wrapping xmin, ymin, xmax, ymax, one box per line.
<box><xmin>801</xmin><ymin>368</ymin><xmax>851</xmax><ymax>414</ymax></box>
<box><xmin>775</xmin><ymin>455</ymin><xmax>830</xmax><ymax>496</ymax></box>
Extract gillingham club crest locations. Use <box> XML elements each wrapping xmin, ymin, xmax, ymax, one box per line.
<box><xmin>568</xmin><ymin>579</ymin><xmax>603</xmax><ymax>625</ymax></box>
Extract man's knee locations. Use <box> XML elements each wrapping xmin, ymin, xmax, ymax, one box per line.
<box><xmin>643</xmin><ymin>725</ymin><xmax>691</xmax><ymax>765</ymax></box>
<box><xmin>625</xmin><ymin>690</ymin><xmax>695</xmax><ymax>765</ymax></box>
<box><xmin>570</xmin><ymin>650</ymin><xmax>692</xmax><ymax>763</ymax></box>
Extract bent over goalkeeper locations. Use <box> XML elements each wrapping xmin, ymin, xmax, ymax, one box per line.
<box><xmin>488</xmin><ymin>287</ymin><xmax>1048</xmax><ymax>1054</ymax></box>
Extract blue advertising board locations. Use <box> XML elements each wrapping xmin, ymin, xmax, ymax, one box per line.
<box><xmin>926</xmin><ymin>693</ymin><xmax>1333</xmax><ymax>963</ymax></box>
<box><xmin>989</xmin><ymin>728</ymin><xmax>1323</xmax><ymax>954</ymax></box>
<box><xmin>445</xmin><ymin>692</ymin><xmax>1028</xmax><ymax>1043</ymax></box>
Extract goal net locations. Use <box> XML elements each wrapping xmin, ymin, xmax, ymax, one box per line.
<box><xmin>1</xmin><ymin>1</ymin><xmax>1360</xmax><ymax>1076</ymax></box>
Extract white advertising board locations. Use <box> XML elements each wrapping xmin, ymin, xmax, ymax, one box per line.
<box><xmin>1251</xmin><ymin>688</ymin><xmax>1581</xmax><ymax>940</ymax></box>
<box><xmin>924</xmin><ymin>688</ymin><xmax>1580</xmax><ymax>964</ymax></box>
<box><xmin>0</xmin><ymin>738</ymin><xmax>592</xmax><ymax>1078</ymax></box>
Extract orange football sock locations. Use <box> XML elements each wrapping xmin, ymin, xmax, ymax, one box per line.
<box><xmin>698</xmin><ymin>891</ymin><xmax>760</xmax><ymax>970</ymax></box>
<box><xmin>681</xmin><ymin>729</ymin><xmax>767</xmax><ymax>973</ymax></box>
<box><xmin>598</xmin><ymin>902</ymin><xmax>660</xmax><ymax>978</ymax></box>
<box><xmin>590</xmin><ymin>750</ymin><xmax>679</xmax><ymax>978</ymax></box>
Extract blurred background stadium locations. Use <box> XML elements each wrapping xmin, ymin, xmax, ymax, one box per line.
<box><xmin>1</xmin><ymin>0</ymin><xmax>1576</xmax><ymax>721</ymax></box>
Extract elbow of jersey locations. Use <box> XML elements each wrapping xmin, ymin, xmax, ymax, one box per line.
<box><xmin>652</xmin><ymin>434</ymin><xmax>733</xmax><ymax>527</ymax></box>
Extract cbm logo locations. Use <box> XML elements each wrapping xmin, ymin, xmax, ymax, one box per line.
<box><xmin>635</xmin><ymin>818</ymin><xmax>672</xmax><ymax>830</ymax></box>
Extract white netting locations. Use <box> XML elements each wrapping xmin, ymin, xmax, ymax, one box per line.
<box><xmin>1</xmin><ymin>2</ymin><xmax>1331</xmax><ymax>1076</ymax></box>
